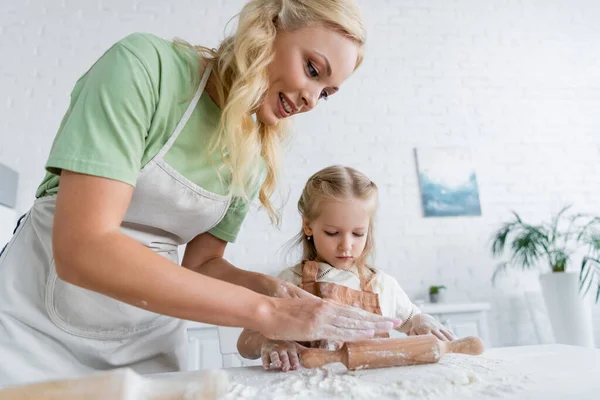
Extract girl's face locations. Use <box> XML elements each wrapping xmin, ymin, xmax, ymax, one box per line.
<box><xmin>257</xmin><ymin>24</ymin><xmax>360</xmax><ymax>126</ymax></box>
<box><xmin>303</xmin><ymin>198</ymin><xmax>371</xmax><ymax>270</ymax></box>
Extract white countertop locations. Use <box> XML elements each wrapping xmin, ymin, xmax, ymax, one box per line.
<box><xmin>154</xmin><ymin>344</ymin><xmax>600</xmax><ymax>399</ymax></box>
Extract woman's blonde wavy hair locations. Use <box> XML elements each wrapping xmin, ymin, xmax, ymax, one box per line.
<box><xmin>295</xmin><ymin>165</ymin><xmax>379</xmax><ymax>278</ymax></box>
<box><xmin>188</xmin><ymin>0</ymin><xmax>365</xmax><ymax>225</ymax></box>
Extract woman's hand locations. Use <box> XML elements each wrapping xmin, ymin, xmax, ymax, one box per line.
<box><xmin>407</xmin><ymin>313</ymin><xmax>456</xmax><ymax>341</ymax></box>
<box><xmin>262</xmin><ymin>276</ymin><xmax>317</xmax><ymax>299</ymax></box>
<box><xmin>258</xmin><ymin>297</ymin><xmax>401</xmax><ymax>343</ymax></box>
<box><xmin>261</xmin><ymin>340</ymin><xmax>307</xmax><ymax>371</ymax></box>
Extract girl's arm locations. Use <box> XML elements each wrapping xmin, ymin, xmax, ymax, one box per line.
<box><xmin>237</xmin><ymin>266</ymin><xmax>305</xmax><ymax>358</ymax></box>
<box><xmin>237</xmin><ymin>329</ymin><xmax>267</xmax><ymax>360</ymax></box>
<box><xmin>238</xmin><ymin>329</ymin><xmax>307</xmax><ymax>371</ymax></box>
<box><xmin>237</xmin><ymin>266</ymin><xmax>308</xmax><ymax>371</ymax></box>
<box><xmin>181</xmin><ymin>233</ymin><xmax>314</xmax><ymax>299</ymax></box>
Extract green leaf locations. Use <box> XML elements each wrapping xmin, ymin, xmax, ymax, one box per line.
<box><xmin>550</xmin><ymin>204</ymin><xmax>572</xmax><ymax>242</ymax></box>
<box><xmin>580</xmin><ymin>257</ymin><xmax>589</xmax><ymax>282</ymax></box>
<box><xmin>429</xmin><ymin>285</ymin><xmax>447</xmax><ymax>294</ymax></box>
<box><xmin>580</xmin><ymin>256</ymin><xmax>600</xmax><ymax>303</ymax></box>
<box><xmin>509</xmin><ymin>225</ymin><xmax>549</xmax><ymax>268</ymax></box>
<box><xmin>511</xmin><ymin>211</ymin><xmax>523</xmax><ymax>223</ymax></box>
<box><xmin>580</xmin><ymin>261</ymin><xmax>592</xmax><ymax>296</ymax></box>
<box><xmin>576</xmin><ymin>217</ymin><xmax>600</xmax><ymax>242</ymax></box>
<box><xmin>491</xmin><ymin>224</ymin><xmax>511</xmax><ymax>256</ymax></box>
<box><xmin>590</xmin><ymin>235</ymin><xmax>600</xmax><ymax>250</ymax></box>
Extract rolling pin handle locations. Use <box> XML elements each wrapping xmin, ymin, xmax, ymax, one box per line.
<box><xmin>299</xmin><ymin>347</ymin><xmax>346</xmax><ymax>369</ymax></box>
<box><xmin>442</xmin><ymin>336</ymin><xmax>485</xmax><ymax>356</ymax></box>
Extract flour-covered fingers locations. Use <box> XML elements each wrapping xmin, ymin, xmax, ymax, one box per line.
<box><xmin>289</xmin><ymin>350</ymin><xmax>300</xmax><ymax>370</ymax></box>
<box><xmin>319</xmin><ymin>326</ymin><xmax>375</xmax><ymax>342</ymax></box>
<box><xmin>259</xmin><ymin>298</ymin><xmax>398</xmax><ymax>342</ymax></box>
<box><xmin>326</xmin><ymin>301</ymin><xmax>402</xmax><ymax>326</ymax></box>
<box><xmin>261</xmin><ymin>351</ymin><xmax>271</xmax><ymax>369</ymax></box>
<box><xmin>441</xmin><ymin>329</ymin><xmax>457</xmax><ymax>341</ymax></box>
<box><xmin>279</xmin><ymin>350</ymin><xmax>291</xmax><ymax>372</ymax></box>
<box><xmin>431</xmin><ymin>330</ymin><xmax>448</xmax><ymax>341</ymax></box>
<box><xmin>270</xmin><ymin>351</ymin><xmax>281</xmax><ymax>368</ymax></box>
<box><xmin>285</xmin><ymin>283</ymin><xmax>318</xmax><ymax>300</ymax></box>
<box><xmin>329</xmin><ymin>314</ymin><xmax>394</xmax><ymax>336</ymax></box>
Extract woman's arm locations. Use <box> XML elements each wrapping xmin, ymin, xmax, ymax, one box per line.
<box><xmin>53</xmin><ymin>171</ymin><xmax>398</xmax><ymax>340</ymax></box>
<box><xmin>53</xmin><ymin>171</ymin><xmax>271</xmax><ymax>329</ymax></box>
<box><xmin>182</xmin><ymin>233</ymin><xmax>314</xmax><ymax>299</ymax></box>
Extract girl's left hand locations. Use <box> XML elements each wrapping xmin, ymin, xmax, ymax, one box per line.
<box><xmin>408</xmin><ymin>313</ymin><xmax>457</xmax><ymax>341</ymax></box>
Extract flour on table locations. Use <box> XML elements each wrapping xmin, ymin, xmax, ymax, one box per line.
<box><xmin>136</xmin><ymin>370</ymin><xmax>229</xmax><ymax>400</ymax></box>
<box><xmin>224</xmin><ymin>354</ymin><xmax>533</xmax><ymax>400</ymax></box>
<box><xmin>184</xmin><ymin>370</ymin><xmax>229</xmax><ymax>400</ymax></box>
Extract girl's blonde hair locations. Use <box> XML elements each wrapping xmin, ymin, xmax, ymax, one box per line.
<box><xmin>295</xmin><ymin>165</ymin><xmax>379</xmax><ymax>276</ymax></box>
<box><xmin>191</xmin><ymin>0</ymin><xmax>366</xmax><ymax>225</ymax></box>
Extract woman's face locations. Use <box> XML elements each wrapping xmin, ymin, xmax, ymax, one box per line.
<box><xmin>257</xmin><ymin>24</ymin><xmax>360</xmax><ymax>126</ymax></box>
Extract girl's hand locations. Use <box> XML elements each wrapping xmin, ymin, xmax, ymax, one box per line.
<box><xmin>316</xmin><ymin>339</ymin><xmax>344</xmax><ymax>350</ymax></box>
<box><xmin>261</xmin><ymin>340</ymin><xmax>307</xmax><ymax>371</ymax></box>
<box><xmin>407</xmin><ymin>313</ymin><xmax>457</xmax><ymax>341</ymax></box>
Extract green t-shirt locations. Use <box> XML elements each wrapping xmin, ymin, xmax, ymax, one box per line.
<box><xmin>36</xmin><ymin>33</ymin><xmax>260</xmax><ymax>243</ymax></box>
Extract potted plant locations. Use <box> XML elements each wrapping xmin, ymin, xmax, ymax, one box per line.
<box><xmin>490</xmin><ymin>206</ymin><xmax>600</xmax><ymax>347</ymax></box>
<box><xmin>429</xmin><ymin>285</ymin><xmax>447</xmax><ymax>303</ymax></box>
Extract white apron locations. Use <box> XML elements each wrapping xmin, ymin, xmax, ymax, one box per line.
<box><xmin>0</xmin><ymin>65</ymin><xmax>231</xmax><ymax>386</ymax></box>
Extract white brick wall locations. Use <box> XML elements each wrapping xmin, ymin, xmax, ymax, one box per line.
<box><xmin>1</xmin><ymin>0</ymin><xmax>599</xmax><ymax>347</ymax></box>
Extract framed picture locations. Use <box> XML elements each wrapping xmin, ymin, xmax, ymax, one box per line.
<box><xmin>414</xmin><ymin>147</ymin><xmax>482</xmax><ymax>217</ymax></box>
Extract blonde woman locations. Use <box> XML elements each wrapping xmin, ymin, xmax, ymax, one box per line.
<box><xmin>238</xmin><ymin>166</ymin><xmax>456</xmax><ymax>371</ymax></box>
<box><xmin>0</xmin><ymin>0</ymin><xmax>400</xmax><ymax>385</ymax></box>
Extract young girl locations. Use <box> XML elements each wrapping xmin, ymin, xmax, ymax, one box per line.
<box><xmin>237</xmin><ymin>165</ymin><xmax>456</xmax><ymax>371</ymax></box>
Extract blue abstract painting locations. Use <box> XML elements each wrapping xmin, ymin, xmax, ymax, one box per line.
<box><xmin>415</xmin><ymin>147</ymin><xmax>482</xmax><ymax>217</ymax></box>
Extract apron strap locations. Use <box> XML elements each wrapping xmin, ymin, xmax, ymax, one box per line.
<box><xmin>359</xmin><ymin>267</ymin><xmax>376</xmax><ymax>293</ymax></box>
<box><xmin>300</xmin><ymin>260</ymin><xmax>319</xmax><ymax>296</ymax></box>
<box><xmin>154</xmin><ymin>64</ymin><xmax>212</xmax><ymax>160</ymax></box>
<box><xmin>301</xmin><ymin>260</ymin><xmax>319</xmax><ymax>284</ymax></box>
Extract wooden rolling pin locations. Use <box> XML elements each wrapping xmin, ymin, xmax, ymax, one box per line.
<box><xmin>0</xmin><ymin>368</ymin><xmax>229</xmax><ymax>400</ymax></box>
<box><xmin>299</xmin><ymin>335</ymin><xmax>485</xmax><ymax>370</ymax></box>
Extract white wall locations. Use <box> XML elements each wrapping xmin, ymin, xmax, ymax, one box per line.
<box><xmin>1</xmin><ymin>0</ymin><xmax>599</xmax><ymax>347</ymax></box>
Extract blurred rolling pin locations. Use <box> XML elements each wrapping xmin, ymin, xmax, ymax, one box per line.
<box><xmin>299</xmin><ymin>335</ymin><xmax>485</xmax><ymax>370</ymax></box>
<box><xmin>0</xmin><ymin>368</ymin><xmax>229</xmax><ymax>400</ymax></box>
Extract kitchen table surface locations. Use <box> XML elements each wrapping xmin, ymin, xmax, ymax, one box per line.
<box><xmin>153</xmin><ymin>344</ymin><xmax>600</xmax><ymax>399</ymax></box>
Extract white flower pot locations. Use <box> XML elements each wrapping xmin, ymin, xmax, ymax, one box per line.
<box><xmin>539</xmin><ymin>271</ymin><xmax>595</xmax><ymax>347</ymax></box>
<box><xmin>429</xmin><ymin>290</ymin><xmax>446</xmax><ymax>303</ymax></box>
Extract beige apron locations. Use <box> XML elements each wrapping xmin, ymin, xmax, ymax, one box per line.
<box><xmin>300</xmin><ymin>260</ymin><xmax>389</xmax><ymax>349</ymax></box>
<box><xmin>0</xmin><ymin>65</ymin><xmax>231</xmax><ymax>386</ymax></box>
